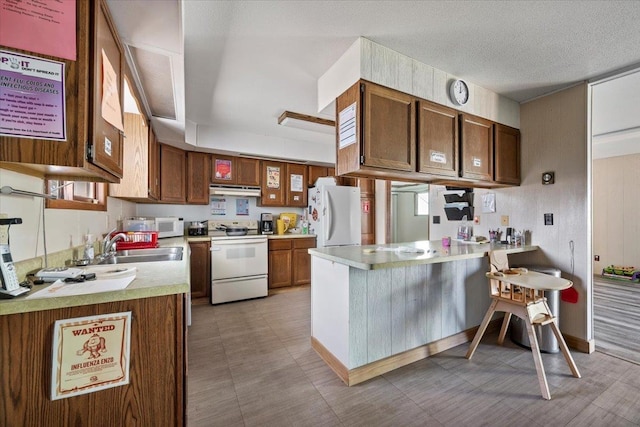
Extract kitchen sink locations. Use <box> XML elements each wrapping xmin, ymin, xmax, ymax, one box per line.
<box><xmin>97</xmin><ymin>247</ymin><xmax>183</xmax><ymax>264</ymax></box>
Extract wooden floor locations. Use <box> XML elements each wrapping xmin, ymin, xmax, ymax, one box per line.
<box><xmin>594</xmin><ymin>275</ymin><xmax>640</xmax><ymax>364</ymax></box>
<box><xmin>188</xmin><ymin>287</ymin><xmax>640</xmax><ymax>426</ymax></box>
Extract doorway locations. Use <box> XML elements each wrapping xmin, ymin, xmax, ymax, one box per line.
<box><xmin>590</xmin><ymin>69</ymin><xmax>640</xmax><ymax>364</ymax></box>
<box><xmin>390</xmin><ymin>182</ymin><xmax>429</xmax><ymax>243</ymax></box>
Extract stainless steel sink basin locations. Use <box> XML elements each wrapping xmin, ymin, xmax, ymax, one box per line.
<box><xmin>97</xmin><ymin>247</ymin><xmax>183</xmax><ymax>264</ymax></box>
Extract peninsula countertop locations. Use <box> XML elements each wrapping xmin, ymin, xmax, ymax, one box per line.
<box><xmin>308</xmin><ymin>240</ymin><xmax>538</xmax><ymax>270</ymax></box>
<box><xmin>0</xmin><ymin>237</ymin><xmax>190</xmax><ymax>316</ymax></box>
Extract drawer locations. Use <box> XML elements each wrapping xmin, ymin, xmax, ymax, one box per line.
<box><xmin>269</xmin><ymin>239</ymin><xmax>292</xmax><ymax>251</ymax></box>
<box><xmin>293</xmin><ymin>237</ymin><xmax>316</xmax><ymax>249</ymax></box>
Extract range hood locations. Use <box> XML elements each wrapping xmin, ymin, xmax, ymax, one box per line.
<box><xmin>209</xmin><ymin>185</ymin><xmax>261</xmax><ymax>197</ymax></box>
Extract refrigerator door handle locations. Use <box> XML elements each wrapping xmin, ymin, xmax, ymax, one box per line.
<box><xmin>325</xmin><ymin>192</ymin><xmax>333</xmax><ymax>241</ymax></box>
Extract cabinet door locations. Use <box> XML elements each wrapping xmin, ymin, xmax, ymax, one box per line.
<box><xmin>362</xmin><ymin>82</ymin><xmax>415</xmax><ymax>171</ymax></box>
<box><xmin>189</xmin><ymin>241</ymin><xmax>211</xmax><ymax>300</ymax></box>
<box><xmin>308</xmin><ymin>166</ymin><xmax>328</xmax><ymax>187</ymax></box>
<box><xmin>160</xmin><ymin>144</ymin><xmax>186</xmax><ymax>203</ymax></box>
<box><xmin>269</xmin><ymin>249</ymin><xmax>292</xmax><ymax>288</ymax></box>
<box><xmin>494</xmin><ymin>124</ymin><xmax>521</xmax><ymax>185</ymax></box>
<box><xmin>286</xmin><ymin>163</ymin><xmax>308</xmax><ymax>207</ymax></box>
<box><xmin>236</xmin><ymin>157</ymin><xmax>261</xmax><ymax>186</ymax></box>
<box><xmin>187</xmin><ymin>152</ymin><xmax>211</xmax><ymax>204</ymax></box>
<box><xmin>417</xmin><ymin>100</ymin><xmax>459</xmax><ymax>177</ymax></box>
<box><xmin>460</xmin><ymin>114</ymin><xmax>494</xmax><ymax>181</ymax></box>
<box><xmin>211</xmin><ymin>154</ymin><xmax>236</xmax><ymax>184</ymax></box>
<box><xmin>260</xmin><ymin>161</ymin><xmax>285</xmax><ymax>206</ymax></box>
<box><xmin>148</xmin><ymin>126</ymin><xmax>160</xmax><ymax>199</ymax></box>
<box><xmin>109</xmin><ymin>112</ymin><xmax>148</xmax><ymax>198</ymax></box>
<box><xmin>292</xmin><ymin>238</ymin><xmax>316</xmax><ymax>286</ymax></box>
<box><xmin>90</xmin><ymin>0</ymin><xmax>125</xmax><ymax>178</ymax></box>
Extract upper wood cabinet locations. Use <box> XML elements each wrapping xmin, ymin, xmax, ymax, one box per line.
<box><xmin>0</xmin><ymin>0</ymin><xmax>125</xmax><ymax>183</ymax></box>
<box><xmin>236</xmin><ymin>157</ymin><xmax>261</xmax><ymax>186</ymax></box>
<box><xmin>337</xmin><ymin>80</ymin><xmax>417</xmax><ymax>181</ymax></box>
<box><xmin>460</xmin><ymin>113</ymin><xmax>494</xmax><ymax>182</ymax></box>
<box><xmin>308</xmin><ymin>165</ymin><xmax>328</xmax><ymax>186</ymax></box>
<box><xmin>260</xmin><ymin>160</ymin><xmax>286</xmax><ymax>206</ymax></box>
<box><xmin>148</xmin><ymin>126</ymin><xmax>160</xmax><ymax>199</ymax></box>
<box><xmin>187</xmin><ymin>152</ymin><xmax>211</xmax><ymax>204</ymax></box>
<box><xmin>285</xmin><ymin>163</ymin><xmax>308</xmax><ymax>207</ymax></box>
<box><xmin>335</xmin><ymin>80</ymin><xmax>520</xmax><ymax>188</ymax></box>
<box><xmin>494</xmin><ymin>124</ymin><xmax>521</xmax><ymax>185</ymax></box>
<box><xmin>160</xmin><ymin>144</ymin><xmax>186</xmax><ymax>203</ymax></box>
<box><xmin>417</xmin><ymin>100</ymin><xmax>459</xmax><ymax>178</ymax></box>
<box><xmin>211</xmin><ymin>155</ymin><xmax>260</xmax><ymax>186</ymax></box>
<box><xmin>109</xmin><ymin>113</ymin><xmax>150</xmax><ymax>200</ymax></box>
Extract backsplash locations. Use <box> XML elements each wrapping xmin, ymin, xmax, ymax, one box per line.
<box><xmin>136</xmin><ymin>196</ymin><xmax>306</xmax><ymax>223</ymax></box>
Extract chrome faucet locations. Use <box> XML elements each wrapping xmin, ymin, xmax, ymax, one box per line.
<box><xmin>102</xmin><ymin>228</ymin><xmax>127</xmax><ymax>255</ymax></box>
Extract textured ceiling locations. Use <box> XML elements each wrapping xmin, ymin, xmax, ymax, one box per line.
<box><xmin>108</xmin><ymin>1</ymin><xmax>640</xmax><ymax>156</ymax></box>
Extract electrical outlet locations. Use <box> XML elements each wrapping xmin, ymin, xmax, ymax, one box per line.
<box><xmin>0</xmin><ymin>213</ymin><xmax>8</xmax><ymax>245</ymax></box>
<box><xmin>544</xmin><ymin>213</ymin><xmax>554</xmax><ymax>225</ymax></box>
<box><xmin>501</xmin><ymin>215</ymin><xmax>509</xmax><ymax>226</ymax></box>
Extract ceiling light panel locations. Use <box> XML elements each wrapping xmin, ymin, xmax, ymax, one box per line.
<box><xmin>128</xmin><ymin>46</ymin><xmax>177</xmax><ymax>120</ymax></box>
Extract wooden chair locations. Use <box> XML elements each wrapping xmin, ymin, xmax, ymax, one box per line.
<box><xmin>466</xmin><ymin>250</ymin><xmax>581</xmax><ymax>399</ymax></box>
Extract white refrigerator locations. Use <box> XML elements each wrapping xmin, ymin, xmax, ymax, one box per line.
<box><xmin>308</xmin><ymin>183</ymin><xmax>361</xmax><ymax>247</ymax></box>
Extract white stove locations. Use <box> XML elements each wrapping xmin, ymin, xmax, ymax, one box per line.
<box><xmin>209</xmin><ymin>219</ymin><xmax>268</xmax><ymax>304</ymax></box>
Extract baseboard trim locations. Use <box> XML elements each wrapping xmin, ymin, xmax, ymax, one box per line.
<box><xmin>564</xmin><ymin>333</ymin><xmax>595</xmax><ymax>354</ymax></box>
<box><xmin>312</xmin><ymin>319</ymin><xmax>502</xmax><ymax>386</ymax></box>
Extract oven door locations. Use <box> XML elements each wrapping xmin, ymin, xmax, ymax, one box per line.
<box><xmin>210</xmin><ymin>238</ymin><xmax>268</xmax><ymax>280</ymax></box>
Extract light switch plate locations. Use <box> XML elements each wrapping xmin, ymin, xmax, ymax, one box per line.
<box><xmin>544</xmin><ymin>213</ymin><xmax>554</xmax><ymax>225</ymax></box>
<box><xmin>501</xmin><ymin>215</ymin><xmax>509</xmax><ymax>226</ymax></box>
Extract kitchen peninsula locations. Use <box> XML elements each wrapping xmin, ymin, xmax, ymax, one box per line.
<box><xmin>309</xmin><ymin>240</ymin><xmax>537</xmax><ymax>385</ymax></box>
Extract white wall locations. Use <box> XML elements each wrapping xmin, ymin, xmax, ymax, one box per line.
<box><xmin>592</xmin><ymin>154</ymin><xmax>640</xmax><ymax>272</ymax></box>
<box><xmin>0</xmin><ymin>169</ymin><xmax>135</xmax><ymax>262</ymax></box>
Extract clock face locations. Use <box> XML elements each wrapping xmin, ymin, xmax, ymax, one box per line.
<box><xmin>450</xmin><ymin>79</ymin><xmax>469</xmax><ymax>105</ymax></box>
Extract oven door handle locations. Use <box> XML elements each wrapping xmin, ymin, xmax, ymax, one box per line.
<box><xmin>210</xmin><ymin>238</ymin><xmax>267</xmax><ymax>246</ymax></box>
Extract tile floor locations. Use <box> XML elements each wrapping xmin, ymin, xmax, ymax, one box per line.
<box><xmin>187</xmin><ymin>287</ymin><xmax>640</xmax><ymax>426</ymax></box>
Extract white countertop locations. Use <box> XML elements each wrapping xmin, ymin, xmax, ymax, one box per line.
<box><xmin>0</xmin><ymin>237</ymin><xmax>190</xmax><ymax>316</ymax></box>
<box><xmin>309</xmin><ymin>241</ymin><xmax>538</xmax><ymax>270</ymax></box>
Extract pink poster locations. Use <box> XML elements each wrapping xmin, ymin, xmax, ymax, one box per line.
<box><xmin>0</xmin><ymin>0</ymin><xmax>76</xmax><ymax>61</ymax></box>
<box><xmin>0</xmin><ymin>49</ymin><xmax>66</xmax><ymax>141</ymax></box>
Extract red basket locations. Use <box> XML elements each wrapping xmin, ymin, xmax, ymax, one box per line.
<box><xmin>111</xmin><ymin>231</ymin><xmax>159</xmax><ymax>250</ymax></box>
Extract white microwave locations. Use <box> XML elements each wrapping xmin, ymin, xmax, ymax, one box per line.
<box><xmin>155</xmin><ymin>217</ymin><xmax>184</xmax><ymax>238</ymax></box>
<box><xmin>123</xmin><ymin>217</ymin><xmax>184</xmax><ymax>238</ymax></box>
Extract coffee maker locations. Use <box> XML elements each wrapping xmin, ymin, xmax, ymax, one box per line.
<box><xmin>260</xmin><ymin>213</ymin><xmax>274</xmax><ymax>234</ymax></box>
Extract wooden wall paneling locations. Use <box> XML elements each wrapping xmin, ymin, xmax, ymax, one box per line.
<box><xmin>390</xmin><ymin>267</ymin><xmax>407</xmax><ymax>354</ymax></box>
<box><xmin>348</xmin><ymin>268</ymin><xmax>368</xmax><ymax>368</ymax></box>
<box><xmin>405</xmin><ymin>265</ymin><xmax>428</xmax><ymax>349</ymax></box>
<box><xmin>440</xmin><ymin>261</ymin><xmax>463</xmax><ymax>338</ymax></box>
<box><xmin>425</xmin><ymin>263</ymin><xmax>443</xmax><ymax>343</ymax></box>
<box><xmin>464</xmin><ymin>258</ymin><xmax>491</xmax><ymax>329</ymax></box>
<box><xmin>366</xmin><ymin>268</ymin><xmax>392</xmax><ymax>363</ymax></box>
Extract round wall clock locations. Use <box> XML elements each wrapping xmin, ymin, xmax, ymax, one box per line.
<box><xmin>449</xmin><ymin>79</ymin><xmax>469</xmax><ymax>106</ymax></box>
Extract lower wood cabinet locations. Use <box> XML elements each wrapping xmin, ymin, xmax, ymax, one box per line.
<box><xmin>268</xmin><ymin>237</ymin><xmax>316</xmax><ymax>288</ymax></box>
<box><xmin>189</xmin><ymin>241</ymin><xmax>211</xmax><ymax>300</ymax></box>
